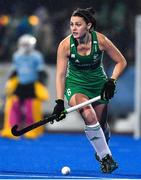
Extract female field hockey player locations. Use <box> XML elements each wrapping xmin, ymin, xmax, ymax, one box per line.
<box><xmin>52</xmin><ymin>7</ymin><xmax>127</xmax><ymax>173</ymax></box>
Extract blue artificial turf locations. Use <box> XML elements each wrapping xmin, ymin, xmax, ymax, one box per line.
<box><xmin>0</xmin><ymin>133</ymin><xmax>140</xmax><ymax>179</ymax></box>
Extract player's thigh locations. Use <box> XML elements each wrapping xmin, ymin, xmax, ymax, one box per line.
<box><xmin>69</xmin><ymin>93</ymin><xmax>91</xmax><ymax>115</ymax></box>
<box><xmin>69</xmin><ymin>93</ymin><xmax>89</xmax><ymax>106</ymax></box>
<box><xmin>69</xmin><ymin>93</ymin><xmax>98</xmax><ymax>124</ymax></box>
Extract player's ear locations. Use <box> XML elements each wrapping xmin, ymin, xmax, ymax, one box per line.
<box><xmin>87</xmin><ymin>23</ymin><xmax>92</xmax><ymax>31</ymax></box>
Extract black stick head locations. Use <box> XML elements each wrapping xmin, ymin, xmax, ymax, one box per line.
<box><xmin>11</xmin><ymin>125</ymin><xmax>20</xmax><ymax>136</ymax></box>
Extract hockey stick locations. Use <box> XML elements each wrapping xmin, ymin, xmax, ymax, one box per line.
<box><xmin>11</xmin><ymin>95</ymin><xmax>101</xmax><ymax>136</ymax></box>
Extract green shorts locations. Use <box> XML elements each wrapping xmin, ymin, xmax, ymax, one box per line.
<box><xmin>65</xmin><ymin>85</ymin><xmax>108</xmax><ymax>104</ymax></box>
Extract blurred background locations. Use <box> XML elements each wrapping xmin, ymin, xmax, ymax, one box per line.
<box><xmin>0</xmin><ymin>0</ymin><xmax>140</xmax><ymax>136</ymax></box>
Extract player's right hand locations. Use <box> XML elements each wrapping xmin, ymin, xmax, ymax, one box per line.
<box><xmin>52</xmin><ymin>99</ymin><xmax>66</xmax><ymax>121</ymax></box>
<box><xmin>101</xmin><ymin>78</ymin><xmax>116</xmax><ymax>100</ymax></box>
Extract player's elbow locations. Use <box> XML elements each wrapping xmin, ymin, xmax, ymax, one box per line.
<box><xmin>118</xmin><ymin>56</ymin><xmax>127</xmax><ymax>70</ymax></box>
<box><xmin>122</xmin><ymin>58</ymin><xmax>127</xmax><ymax>69</ymax></box>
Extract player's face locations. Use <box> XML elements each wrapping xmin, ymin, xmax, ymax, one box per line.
<box><xmin>70</xmin><ymin>16</ymin><xmax>89</xmax><ymax>39</ymax></box>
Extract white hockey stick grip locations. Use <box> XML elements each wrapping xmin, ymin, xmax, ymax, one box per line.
<box><xmin>66</xmin><ymin>95</ymin><xmax>101</xmax><ymax>114</ymax></box>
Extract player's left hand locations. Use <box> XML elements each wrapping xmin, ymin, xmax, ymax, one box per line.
<box><xmin>101</xmin><ymin>78</ymin><xmax>116</xmax><ymax>100</ymax></box>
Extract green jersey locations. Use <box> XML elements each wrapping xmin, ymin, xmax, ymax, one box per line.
<box><xmin>65</xmin><ymin>31</ymin><xmax>108</xmax><ymax>103</ymax></box>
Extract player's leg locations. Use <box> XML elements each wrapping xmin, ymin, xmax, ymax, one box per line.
<box><xmin>91</xmin><ymin>103</ymin><xmax>118</xmax><ymax>172</ymax></box>
<box><xmin>92</xmin><ymin>103</ymin><xmax>110</xmax><ymax>161</ymax></box>
<box><xmin>1</xmin><ymin>95</ymin><xmax>21</xmax><ymax>139</ymax></box>
<box><xmin>23</xmin><ymin>98</ymin><xmax>44</xmax><ymax>139</ymax></box>
<box><xmin>93</xmin><ymin>103</ymin><xmax>110</xmax><ymax>144</ymax></box>
<box><xmin>69</xmin><ymin>93</ymin><xmax>118</xmax><ymax>173</ymax></box>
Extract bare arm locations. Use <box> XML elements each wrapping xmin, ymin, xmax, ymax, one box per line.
<box><xmin>98</xmin><ymin>33</ymin><xmax>127</xmax><ymax>80</ymax></box>
<box><xmin>56</xmin><ymin>39</ymin><xmax>69</xmax><ymax>100</ymax></box>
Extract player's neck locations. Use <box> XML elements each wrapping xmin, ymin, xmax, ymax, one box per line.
<box><xmin>79</xmin><ymin>32</ymin><xmax>91</xmax><ymax>45</ymax></box>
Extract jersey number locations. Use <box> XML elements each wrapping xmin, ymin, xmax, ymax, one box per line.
<box><xmin>67</xmin><ymin>88</ymin><xmax>71</xmax><ymax>96</ymax></box>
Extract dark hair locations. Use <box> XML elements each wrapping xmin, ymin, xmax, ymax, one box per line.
<box><xmin>72</xmin><ymin>7</ymin><xmax>96</xmax><ymax>31</ymax></box>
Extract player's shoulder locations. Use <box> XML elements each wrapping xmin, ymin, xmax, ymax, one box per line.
<box><xmin>59</xmin><ymin>35</ymin><xmax>71</xmax><ymax>50</ymax></box>
<box><xmin>96</xmin><ymin>31</ymin><xmax>106</xmax><ymax>42</ymax></box>
<box><xmin>13</xmin><ymin>50</ymin><xmax>21</xmax><ymax>59</ymax></box>
<box><xmin>96</xmin><ymin>31</ymin><xmax>110</xmax><ymax>49</ymax></box>
<box><xmin>13</xmin><ymin>51</ymin><xmax>18</xmax><ymax>57</ymax></box>
<box><xmin>32</xmin><ymin>50</ymin><xmax>43</xmax><ymax>57</ymax></box>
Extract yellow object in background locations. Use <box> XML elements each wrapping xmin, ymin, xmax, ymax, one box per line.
<box><xmin>5</xmin><ymin>76</ymin><xmax>19</xmax><ymax>96</ymax></box>
<box><xmin>24</xmin><ymin>98</ymin><xmax>45</xmax><ymax>139</ymax></box>
<box><xmin>1</xmin><ymin>95</ymin><xmax>20</xmax><ymax>139</ymax></box>
<box><xmin>35</xmin><ymin>81</ymin><xmax>49</xmax><ymax>101</ymax></box>
<box><xmin>1</xmin><ymin>96</ymin><xmax>45</xmax><ymax>139</ymax></box>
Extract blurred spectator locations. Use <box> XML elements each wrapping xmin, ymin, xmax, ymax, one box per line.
<box><xmin>16</xmin><ymin>16</ymin><xmax>33</xmax><ymax>38</ymax></box>
<box><xmin>1</xmin><ymin>34</ymin><xmax>49</xmax><ymax>139</ymax></box>
<box><xmin>33</xmin><ymin>7</ymin><xmax>55</xmax><ymax>61</ymax></box>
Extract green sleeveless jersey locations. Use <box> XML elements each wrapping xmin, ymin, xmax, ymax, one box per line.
<box><xmin>65</xmin><ymin>31</ymin><xmax>108</xmax><ymax>103</ymax></box>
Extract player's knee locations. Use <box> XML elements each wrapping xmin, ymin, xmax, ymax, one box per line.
<box><xmin>80</xmin><ymin>107</ymin><xmax>98</xmax><ymax>124</ymax></box>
